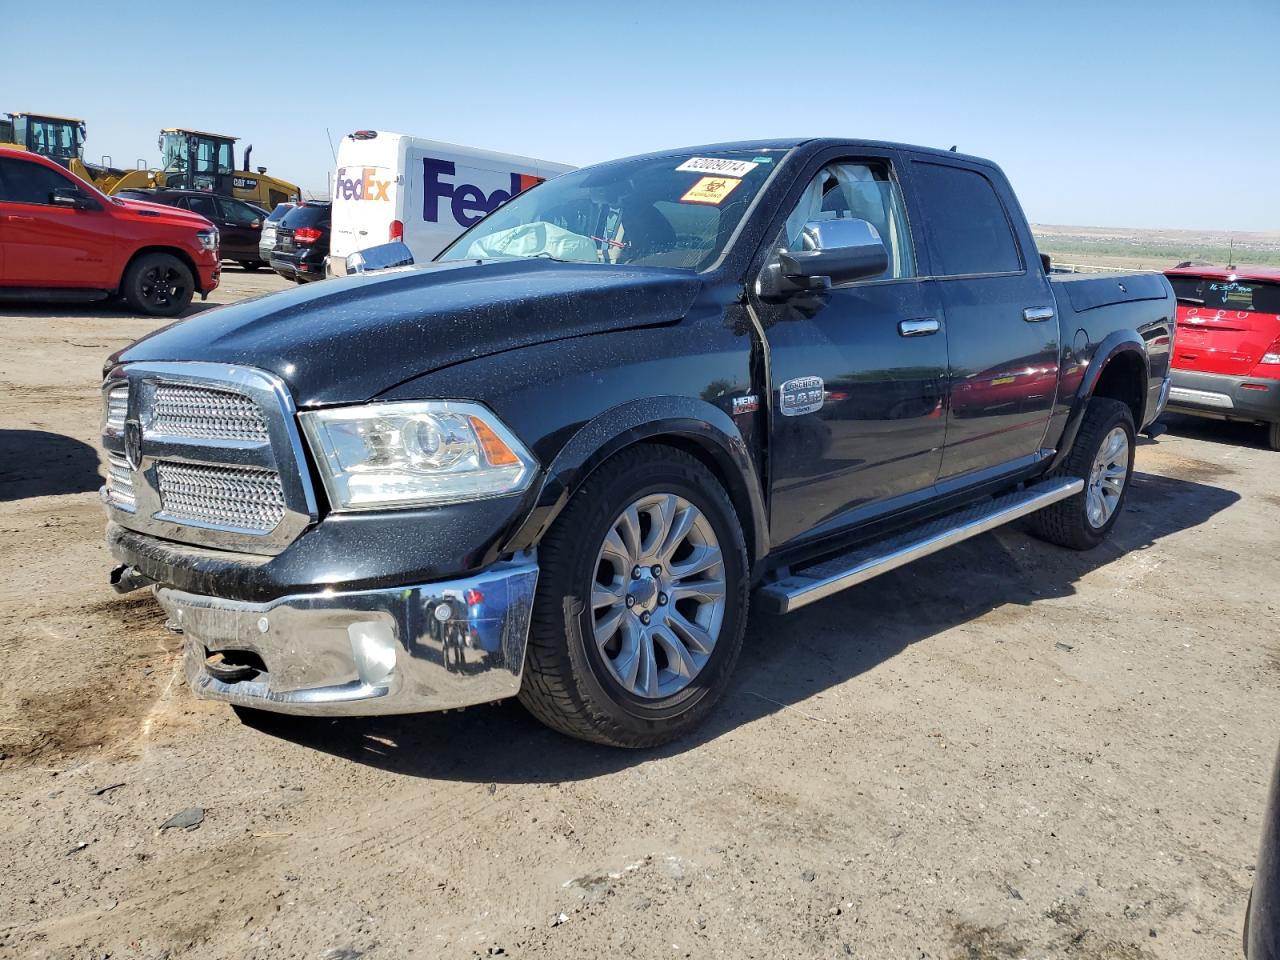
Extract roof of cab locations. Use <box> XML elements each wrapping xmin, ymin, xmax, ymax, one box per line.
<box><xmin>606</xmin><ymin>138</ymin><xmax>994</xmax><ymax>167</ymax></box>
<box><xmin>9</xmin><ymin>112</ymin><xmax>84</xmax><ymax>123</ymax></box>
<box><xmin>161</xmin><ymin>128</ymin><xmax>238</xmax><ymax>141</ymax></box>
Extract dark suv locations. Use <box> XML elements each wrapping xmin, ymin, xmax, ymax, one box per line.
<box><xmin>116</xmin><ymin>189</ymin><xmax>268</xmax><ymax>271</ymax></box>
<box><xmin>269</xmin><ymin>201</ymin><xmax>330</xmax><ymax>283</ymax></box>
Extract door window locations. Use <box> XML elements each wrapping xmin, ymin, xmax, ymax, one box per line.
<box><xmin>183</xmin><ymin>195</ymin><xmax>220</xmax><ymax>221</ymax></box>
<box><xmin>781</xmin><ymin>161</ymin><xmax>916</xmax><ymax>280</ymax></box>
<box><xmin>218</xmin><ymin>199</ymin><xmax>262</xmax><ymax>227</ymax></box>
<box><xmin>911</xmin><ymin>162</ymin><xmax>1022</xmax><ymax>276</ymax></box>
<box><xmin>0</xmin><ymin>157</ymin><xmax>73</xmax><ymax>204</ymax></box>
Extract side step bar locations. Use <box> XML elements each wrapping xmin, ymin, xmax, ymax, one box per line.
<box><xmin>756</xmin><ymin>477</ymin><xmax>1084</xmax><ymax>615</ymax></box>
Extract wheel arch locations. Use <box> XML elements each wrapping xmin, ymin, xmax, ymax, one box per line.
<box><xmin>118</xmin><ymin>245</ymin><xmax>204</xmax><ymax>294</ymax></box>
<box><xmin>505</xmin><ymin>397</ymin><xmax>769</xmax><ymax>571</ymax></box>
<box><xmin>1047</xmin><ymin>331</ymin><xmax>1150</xmax><ymax>472</ymax></box>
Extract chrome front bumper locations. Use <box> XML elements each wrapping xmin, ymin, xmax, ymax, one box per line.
<box><xmin>157</xmin><ymin>559</ymin><xmax>538</xmax><ymax>716</ymax></box>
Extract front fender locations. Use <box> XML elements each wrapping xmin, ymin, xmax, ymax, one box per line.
<box><xmin>504</xmin><ymin>396</ymin><xmax>769</xmax><ymax>570</ymax></box>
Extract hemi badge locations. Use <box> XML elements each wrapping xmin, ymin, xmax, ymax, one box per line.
<box><xmin>779</xmin><ymin>376</ymin><xmax>824</xmax><ymax>416</ymax></box>
<box><xmin>732</xmin><ymin>395</ymin><xmax>759</xmax><ymax>415</ymax></box>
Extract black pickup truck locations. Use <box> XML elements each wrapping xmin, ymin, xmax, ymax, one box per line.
<box><xmin>101</xmin><ymin>138</ymin><xmax>1174</xmax><ymax>747</ymax></box>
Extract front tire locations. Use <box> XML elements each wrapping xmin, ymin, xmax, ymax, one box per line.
<box><xmin>121</xmin><ymin>252</ymin><xmax>194</xmax><ymax>317</ymax></box>
<box><xmin>519</xmin><ymin>444</ymin><xmax>749</xmax><ymax>748</ymax></box>
<box><xmin>1029</xmin><ymin>397</ymin><xmax>1136</xmax><ymax>550</ymax></box>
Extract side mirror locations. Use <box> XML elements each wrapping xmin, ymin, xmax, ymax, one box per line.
<box><xmin>50</xmin><ymin>186</ymin><xmax>92</xmax><ymax>210</ymax></box>
<box><xmin>778</xmin><ymin>219</ymin><xmax>888</xmax><ymax>288</ymax></box>
<box><xmin>346</xmin><ymin>241</ymin><xmax>414</xmax><ymax>276</ymax></box>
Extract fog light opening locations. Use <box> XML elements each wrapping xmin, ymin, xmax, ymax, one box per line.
<box><xmin>349</xmin><ymin>621</ymin><xmax>398</xmax><ymax>687</ymax></box>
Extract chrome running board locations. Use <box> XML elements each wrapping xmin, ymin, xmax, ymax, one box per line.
<box><xmin>757</xmin><ymin>477</ymin><xmax>1084</xmax><ymax>615</ymax></box>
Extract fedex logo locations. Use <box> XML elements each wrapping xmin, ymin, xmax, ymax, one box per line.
<box><xmin>335</xmin><ymin>167</ymin><xmax>391</xmax><ymax>202</ymax></box>
<box><xmin>423</xmin><ymin>158</ymin><xmax>542</xmax><ymax>228</ymax></box>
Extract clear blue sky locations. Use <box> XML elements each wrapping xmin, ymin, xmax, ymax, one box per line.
<box><xmin>5</xmin><ymin>0</ymin><xmax>1277</xmax><ymax>231</ymax></box>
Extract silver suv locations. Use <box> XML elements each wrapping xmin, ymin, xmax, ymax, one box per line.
<box><xmin>258</xmin><ymin>202</ymin><xmax>295</xmax><ymax>264</ymax></box>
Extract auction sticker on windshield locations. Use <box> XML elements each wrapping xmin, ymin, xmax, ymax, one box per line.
<box><xmin>676</xmin><ymin>157</ymin><xmax>759</xmax><ymax>177</ymax></box>
<box><xmin>681</xmin><ymin>177</ymin><xmax>741</xmax><ymax>205</ymax></box>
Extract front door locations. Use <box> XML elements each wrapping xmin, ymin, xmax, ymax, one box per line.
<box><xmin>750</xmin><ymin>155</ymin><xmax>948</xmax><ymax>549</ymax></box>
<box><xmin>216</xmin><ymin>198</ymin><xmax>264</xmax><ymax>261</ymax></box>
<box><xmin>0</xmin><ymin>155</ymin><xmax>114</xmax><ymax>288</ymax></box>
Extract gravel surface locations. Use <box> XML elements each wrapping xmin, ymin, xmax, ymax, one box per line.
<box><xmin>0</xmin><ymin>269</ymin><xmax>1275</xmax><ymax>959</ymax></box>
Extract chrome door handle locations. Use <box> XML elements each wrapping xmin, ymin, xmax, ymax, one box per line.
<box><xmin>1023</xmin><ymin>306</ymin><xmax>1055</xmax><ymax>323</ymax></box>
<box><xmin>899</xmin><ymin>318</ymin><xmax>940</xmax><ymax>337</ymax></box>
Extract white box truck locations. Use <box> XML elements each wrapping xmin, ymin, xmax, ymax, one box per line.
<box><xmin>327</xmin><ymin>130</ymin><xmax>574</xmax><ymax>276</ymax></box>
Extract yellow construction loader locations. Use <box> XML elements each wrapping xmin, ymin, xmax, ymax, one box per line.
<box><xmin>145</xmin><ymin>128</ymin><xmax>301</xmax><ymax>209</ymax></box>
<box><xmin>0</xmin><ymin>112</ymin><xmax>140</xmax><ymax>193</ymax></box>
<box><xmin>2</xmin><ymin>114</ymin><xmax>301</xmax><ymax>209</ymax></box>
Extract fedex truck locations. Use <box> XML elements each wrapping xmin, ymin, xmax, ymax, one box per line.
<box><xmin>327</xmin><ymin>130</ymin><xmax>574</xmax><ymax>276</ymax></box>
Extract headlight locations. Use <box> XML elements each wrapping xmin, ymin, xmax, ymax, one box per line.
<box><xmin>299</xmin><ymin>400</ymin><xmax>536</xmax><ymax>510</ymax></box>
<box><xmin>196</xmin><ymin>229</ymin><xmax>218</xmax><ymax>252</ymax></box>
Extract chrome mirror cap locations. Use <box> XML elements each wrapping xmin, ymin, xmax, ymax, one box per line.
<box><xmin>346</xmin><ymin>241</ymin><xmax>415</xmax><ymax>276</ymax></box>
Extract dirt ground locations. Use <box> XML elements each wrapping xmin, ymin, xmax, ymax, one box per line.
<box><xmin>0</xmin><ymin>269</ymin><xmax>1276</xmax><ymax>960</ymax></box>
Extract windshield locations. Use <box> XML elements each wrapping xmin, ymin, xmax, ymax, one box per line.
<box><xmin>439</xmin><ymin>150</ymin><xmax>785</xmax><ymax>271</ymax></box>
<box><xmin>1170</xmin><ymin>275</ymin><xmax>1280</xmax><ymax>314</ymax></box>
<box><xmin>160</xmin><ymin>132</ymin><xmax>232</xmax><ymax>176</ymax></box>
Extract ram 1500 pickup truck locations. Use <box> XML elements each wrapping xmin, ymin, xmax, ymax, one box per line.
<box><xmin>0</xmin><ymin>147</ymin><xmax>221</xmax><ymax>316</ymax></box>
<box><xmin>101</xmin><ymin>139</ymin><xmax>1175</xmax><ymax>747</ymax></box>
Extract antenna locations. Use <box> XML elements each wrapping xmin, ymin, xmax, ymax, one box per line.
<box><xmin>1227</xmin><ymin>235</ymin><xmax>1235</xmax><ymax>270</ymax></box>
<box><xmin>325</xmin><ymin>127</ymin><xmax>338</xmax><ymax>164</ymax></box>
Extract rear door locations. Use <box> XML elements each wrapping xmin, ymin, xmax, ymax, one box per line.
<box><xmin>909</xmin><ymin>158</ymin><xmax>1060</xmax><ymax>481</ymax></box>
<box><xmin>332</xmin><ymin>156</ymin><xmax>398</xmax><ymax>259</ymax></box>
<box><xmin>1169</xmin><ymin>275</ymin><xmax>1280</xmax><ymax>376</ymax></box>
<box><xmin>0</xmin><ymin>155</ymin><xmax>115</xmax><ymax>287</ymax></box>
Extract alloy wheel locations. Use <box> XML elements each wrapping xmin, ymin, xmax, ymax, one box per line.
<box><xmin>1086</xmin><ymin>425</ymin><xmax>1129</xmax><ymax>528</ymax></box>
<box><xmin>141</xmin><ymin>266</ymin><xmax>185</xmax><ymax>309</ymax></box>
<box><xmin>591</xmin><ymin>493</ymin><xmax>726</xmax><ymax>699</ymax></box>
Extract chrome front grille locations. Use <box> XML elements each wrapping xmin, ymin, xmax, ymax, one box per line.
<box><xmin>151</xmin><ymin>383</ymin><xmax>270</xmax><ymax>441</ymax></box>
<box><xmin>105</xmin><ymin>453</ymin><xmax>136</xmax><ymax>510</ymax></box>
<box><xmin>155</xmin><ymin>461</ymin><xmax>286</xmax><ymax>532</ymax></box>
<box><xmin>105</xmin><ymin>385</ymin><xmax>129</xmax><ymax>431</ymax></box>
<box><xmin>99</xmin><ymin>362</ymin><xmax>317</xmax><ymax>554</ymax></box>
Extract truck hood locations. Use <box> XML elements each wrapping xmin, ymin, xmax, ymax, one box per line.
<box><xmin>111</xmin><ymin>197</ymin><xmax>213</xmax><ymax>230</ymax></box>
<box><xmin>114</xmin><ymin>258</ymin><xmax>703</xmax><ymax>406</ymax></box>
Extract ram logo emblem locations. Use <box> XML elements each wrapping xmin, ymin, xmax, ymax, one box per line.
<box><xmin>779</xmin><ymin>376</ymin><xmax>824</xmax><ymax>416</ymax></box>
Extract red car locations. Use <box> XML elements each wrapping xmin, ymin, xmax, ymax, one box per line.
<box><xmin>1165</xmin><ymin>265</ymin><xmax>1280</xmax><ymax>450</ymax></box>
<box><xmin>0</xmin><ymin>147</ymin><xmax>220</xmax><ymax>317</ymax></box>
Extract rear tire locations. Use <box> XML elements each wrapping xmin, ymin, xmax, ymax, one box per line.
<box><xmin>241</xmin><ymin>261</ymin><xmax>263</xmax><ymax>272</ymax></box>
<box><xmin>1029</xmin><ymin>398</ymin><xmax>1136</xmax><ymax>550</ymax></box>
<box><xmin>519</xmin><ymin>444</ymin><xmax>749</xmax><ymax>748</ymax></box>
<box><xmin>121</xmin><ymin>252</ymin><xmax>194</xmax><ymax>318</ymax></box>
<box><xmin>1267</xmin><ymin>420</ymin><xmax>1280</xmax><ymax>452</ymax></box>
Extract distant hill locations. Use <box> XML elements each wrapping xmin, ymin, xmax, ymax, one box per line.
<box><xmin>1032</xmin><ymin>224</ymin><xmax>1280</xmax><ymax>271</ymax></box>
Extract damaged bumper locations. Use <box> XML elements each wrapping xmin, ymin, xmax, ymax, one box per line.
<box><xmin>152</xmin><ymin>560</ymin><xmax>538</xmax><ymax>716</ymax></box>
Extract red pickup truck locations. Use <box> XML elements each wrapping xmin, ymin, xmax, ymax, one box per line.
<box><xmin>0</xmin><ymin>147</ymin><xmax>220</xmax><ymax>317</ymax></box>
<box><xmin>1164</xmin><ymin>265</ymin><xmax>1280</xmax><ymax>450</ymax></box>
